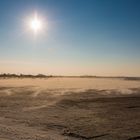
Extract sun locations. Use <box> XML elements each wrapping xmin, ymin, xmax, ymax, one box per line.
<box><xmin>29</xmin><ymin>14</ymin><xmax>43</xmax><ymax>34</ymax></box>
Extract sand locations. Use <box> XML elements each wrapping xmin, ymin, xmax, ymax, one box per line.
<box><xmin>0</xmin><ymin>77</ymin><xmax>140</xmax><ymax>140</ymax></box>
<box><xmin>0</xmin><ymin>77</ymin><xmax>140</xmax><ymax>94</ymax></box>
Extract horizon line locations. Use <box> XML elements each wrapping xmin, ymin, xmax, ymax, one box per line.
<box><xmin>0</xmin><ymin>73</ymin><xmax>140</xmax><ymax>78</ymax></box>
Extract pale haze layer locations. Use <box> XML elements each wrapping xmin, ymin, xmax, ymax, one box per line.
<box><xmin>0</xmin><ymin>0</ymin><xmax>140</xmax><ymax>76</ymax></box>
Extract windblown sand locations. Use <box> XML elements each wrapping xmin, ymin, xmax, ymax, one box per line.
<box><xmin>0</xmin><ymin>78</ymin><xmax>140</xmax><ymax>140</ymax></box>
<box><xmin>0</xmin><ymin>77</ymin><xmax>140</xmax><ymax>94</ymax></box>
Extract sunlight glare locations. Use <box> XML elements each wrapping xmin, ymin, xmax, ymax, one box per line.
<box><xmin>29</xmin><ymin>14</ymin><xmax>43</xmax><ymax>34</ymax></box>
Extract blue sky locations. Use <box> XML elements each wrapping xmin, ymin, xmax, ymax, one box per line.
<box><xmin>0</xmin><ymin>0</ymin><xmax>140</xmax><ymax>76</ymax></box>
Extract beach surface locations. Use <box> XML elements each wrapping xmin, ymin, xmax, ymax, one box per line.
<box><xmin>0</xmin><ymin>77</ymin><xmax>140</xmax><ymax>140</ymax></box>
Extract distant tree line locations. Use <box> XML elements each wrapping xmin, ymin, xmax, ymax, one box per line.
<box><xmin>0</xmin><ymin>73</ymin><xmax>139</xmax><ymax>80</ymax></box>
<box><xmin>0</xmin><ymin>73</ymin><xmax>53</xmax><ymax>78</ymax></box>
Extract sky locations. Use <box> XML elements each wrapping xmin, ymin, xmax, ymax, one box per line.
<box><xmin>0</xmin><ymin>0</ymin><xmax>140</xmax><ymax>76</ymax></box>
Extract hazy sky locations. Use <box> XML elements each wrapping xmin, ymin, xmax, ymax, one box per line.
<box><xmin>0</xmin><ymin>0</ymin><xmax>140</xmax><ymax>76</ymax></box>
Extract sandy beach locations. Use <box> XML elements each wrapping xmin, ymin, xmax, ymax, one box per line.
<box><xmin>0</xmin><ymin>77</ymin><xmax>139</xmax><ymax>140</ymax></box>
